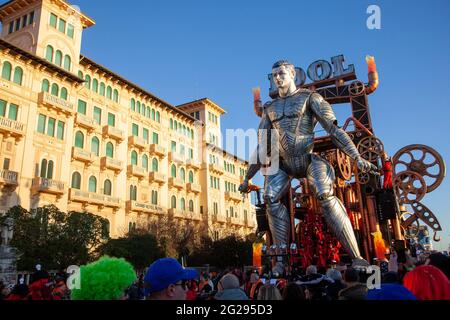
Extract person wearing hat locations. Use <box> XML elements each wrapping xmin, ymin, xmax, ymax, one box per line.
<box><xmin>214</xmin><ymin>273</ymin><xmax>249</xmax><ymax>300</ymax></box>
<box><xmin>144</xmin><ymin>258</ymin><xmax>198</xmax><ymax>300</ymax></box>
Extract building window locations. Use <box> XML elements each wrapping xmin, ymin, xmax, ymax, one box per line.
<box><xmin>142</xmin><ymin>154</ymin><xmax>148</xmax><ymax>171</ymax></box>
<box><xmin>130</xmin><ymin>98</ymin><xmax>135</xmax><ymax>112</ymax></box>
<box><xmin>188</xmin><ymin>171</ymin><xmax>194</xmax><ymax>183</ymax></box>
<box><xmin>92</xmin><ymin>78</ymin><xmax>98</xmax><ymax>93</ymax></box>
<box><xmin>151</xmin><ymin>190</ymin><xmax>158</xmax><ymax>205</ymax></box>
<box><xmin>55</xmin><ymin>50</ymin><xmax>62</xmax><ymax>67</ymax></box>
<box><xmin>132</xmin><ymin>123</ymin><xmax>139</xmax><ymax>137</ymax></box>
<box><xmin>57</xmin><ymin>121</ymin><xmax>65</xmax><ymax>140</ymax></box>
<box><xmin>1</xmin><ymin>61</ymin><xmax>12</xmax><ymax>80</ymax></box>
<box><xmin>180</xmin><ymin>198</ymin><xmax>185</xmax><ymax>211</ymax></box>
<box><xmin>106</xmin><ymin>142</ymin><xmax>114</xmax><ymax>158</ymax></box>
<box><xmin>189</xmin><ymin>148</ymin><xmax>193</xmax><ymax>159</ymax></box>
<box><xmin>75</xmin><ymin>131</ymin><xmax>84</xmax><ymax>148</ymax></box>
<box><xmin>45</xmin><ymin>45</ymin><xmax>54</xmax><ymax>62</ymax></box>
<box><xmin>156</xmin><ymin>111</ymin><xmax>160</xmax><ymax>123</ymax></box>
<box><xmin>0</xmin><ymin>100</ymin><xmax>5</xmax><ymax>117</ymax></box>
<box><xmin>106</xmin><ymin>86</ymin><xmax>112</xmax><ymax>100</ymax></box>
<box><xmin>51</xmin><ymin>83</ymin><xmax>59</xmax><ymax>96</ymax></box>
<box><xmin>93</xmin><ymin>106</ymin><xmax>102</xmax><ymax>125</ymax></box>
<box><xmin>71</xmin><ymin>172</ymin><xmax>81</xmax><ymax>189</ymax></box>
<box><xmin>171</xmin><ymin>196</ymin><xmax>176</xmax><ymax>209</ymax></box>
<box><xmin>7</xmin><ymin>103</ymin><xmax>18</xmax><ymax>121</ymax></box>
<box><xmin>37</xmin><ymin>114</ymin><xmax>46</xmax><ymax>133</ymax></box>
<box><xmin>58</xmin><ymin>18</ymin><xmax>66</xmax><ymax>33</ymax></box>
<box><xmin>113</xmin><ymin>89</ymin><xmax>119</xmax><ymax>103</ymax></box>
<box><xmin>136</xmin><ymin>101</ymin><xmax>141</xmax><ymax>114</ymax></box>
<box><xmin>171</xmin><ymin>141</ymin><xmax>176</xmax><ymax>153</ymax></box>
<box><xmin>152</xmin><ymin>132</ymin><xmax>159</xmax><ymax>144</ymax></box>
<box><xmin>40</xmin><ymin>159</ymin><xmax>54</xmax><ymax>179</ymax></box>
<box><xmin>143</xmin><ymin>128</ymin><xmax>149</xmax><ymax>143</ymax></box>
<box><xmin>130</xmin><ymin>185</ymin><xmax>137</xmax><ymax>201</ymax></box>
<box><xmin>85</xmin><ymin>75</ymin><xmax>91</xmax><ymax>89</ymax></box>
<box><xmin>91</xmin><ymin>137</ymin><xmax>100</xmax><ymax>156</ymax></box>
<box><xmin>99</xmin><ymin>82</ymin><xmax>105</xmax><ymax>96</ymax></box>
<box><xmin>170</xmin><ymin>119</ymin><xmax>173</xmax><ymax>130</ymax></box>
<box><xmin>152</xmin><ymin>158</ymin><xmax>158</xmax><ymax>172</ymax></box>
<box><xmin>107</xmin><ymin>113</ymin><xmax>115</xmax><ymax>127</ymax></box>
<box><xmin>47</xmin><ymin>117</ymin><xmax>55</xmax><ymax>137</ymax></box>
<box><xmin>13</xmin><ymin>67</ymin><xmax>23</xmax><ymax>85</ymax></box>
<box><xmin>88</xmin><ymin>176</ymin><xmax>97</xmax><ymax>193</ymax></box>
<box><xmin>131</xmin><ymin>151</ymin><xmax>138</xmax><ymax>166</ymax></box>
<box><xmin>8</xmin><ymin>22</ymin><xmax>13</xmax><ymax>34</ymax></box>
<box><xmin>151</xmin><ymin>109</ymin><xmax>155</xmax><ymax>121</ymax></box>
<box><xmin>180</xmin><ymin>168</ymin><xmax>185</xmax><ymax>182</ymax></box>
<box><xmin>60</xmin><ymin>87</ymin><xmax>67</xmax><ymax>100</ymax></box>
<box><xmin>28</xmin><ymin>11</ymin><xmax>35</xmax><ymax>25</ymax></box>
<box><xmin>77</xmin><ymin>99</ymin><xmax>87</xmax><ymax>115</ymax></box>
<box><xmin>67</xmin><ymin>23</ymin><xmax>74</xmax><ymax>38</ymax></box>
<box><xmin>63</xmin><ymin>55</ymin><xmax>71</xmax><ymax>71</ymax></box>
<box><xmin>171</xmin><ymin>164</ymin><xmax>176</xmax><ymax>178</ymax></box>
<box><xmin>104</xmin><ymin>179</ymin><xmax>112</xmax><ymax>196</ymax></box>
<box><xmin>189</xmin><ymin>200</ymin><xmax>194</xmax><ymax>212</ymax></box>
<box><xmin>49</xmin><ymin>13</ymin><xmax>57</xmax><ymax>28</ymax></box>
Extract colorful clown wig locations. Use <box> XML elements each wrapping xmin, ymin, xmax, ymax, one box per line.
<box><xmin>403</xmin><ymin>265</ymin><xmax>450</xmax><ymax>300</ymax></box>
<box><xmin>71</xmin><ymin>256</ymin><xmax>136</xmax><ymax>300</ymax></box>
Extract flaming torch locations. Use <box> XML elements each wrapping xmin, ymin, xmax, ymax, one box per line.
<box><xmin>252</xmin><ymin>87</ymin><xmax>263</xmax><ymax>117</ymax></box>
<box><xmin>365</xmin><ymin>55</ymin><xmax>379</xmax><ymax>95</ymax></box>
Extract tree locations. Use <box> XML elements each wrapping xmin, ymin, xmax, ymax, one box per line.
<box><xmin>98</xmin><ymin>229</ymin><xmax>164</xmax><ymax>272</ymax></box>
<box><xmin>0</xmin><ymin>205</ymin><xmax>108</xmax><ymax>270</ymax></box>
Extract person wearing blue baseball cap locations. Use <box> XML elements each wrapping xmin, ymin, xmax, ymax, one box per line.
<box><xmin>144</xmin><ymin>258</ymin><xmax>199</xmax><ymax>300</ymax></box>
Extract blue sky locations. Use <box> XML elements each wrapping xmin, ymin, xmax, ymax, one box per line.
<box><xmin>5</xmin><ymin>0</ymin><xmax>450</xmax><ymax>250</ymax></box>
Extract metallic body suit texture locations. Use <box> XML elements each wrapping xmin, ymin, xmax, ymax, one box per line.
<box><xmin>246</xmin><ymin>88</ymin><xmax>363</xmax><ymax>264</ymax></box>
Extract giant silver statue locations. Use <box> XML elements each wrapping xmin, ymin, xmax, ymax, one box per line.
<box><xmin>239</xmin><ymin>60</ymin><xmax>376</xmax><ymax>271</ymax></box>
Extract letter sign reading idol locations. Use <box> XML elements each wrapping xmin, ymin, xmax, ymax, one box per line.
<box><xmin>268</xmin><ymin>54</ymin><xmax>355</xmax><ymax>93</ymax></box>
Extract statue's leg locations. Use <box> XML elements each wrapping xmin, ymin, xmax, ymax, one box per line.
<box><xmin>307</xmin><ymin>154</ymin><xmax>363</xmax><ymax>261</ymax></box>
<box><xmin>264</xmin><ymin>169</ymin><xmax>291</xmax><ymax>247</ymax></box>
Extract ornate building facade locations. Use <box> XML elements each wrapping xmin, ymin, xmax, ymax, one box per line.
<box><xmin>0</xmin><ymin>0</ymin><xmax>255</xmax><ymax>239</ymax></box>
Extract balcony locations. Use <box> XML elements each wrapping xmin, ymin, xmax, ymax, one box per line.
<box><xmin>149</xmin><ymin>144</ymin><xmax>166</xmax><ymax>157</ymax></box>
<box><xmin>100</xmin><ymin>157</ymin><xmax>123</xmax><ymax>173</ymax></box>
<box><xmin>169</xmin><ymin>177</ymin><xmax>185</xmax><ymax>190</ymax></box>
<box><xmin>149</xmin><ymin>172</ymin><xmax>166</xmax><ymax>185</ymax></box>
<box><xmin>187</xmin><ymin>183</ymin><xmax>201</xmax><ymax>194</ymax></box>
<box><xmin>102</xmin><ymin>125</ymin><xmax>124</xmax><ymax>142</ymax></box>
<box><xmin>127</xmin><ymin>165</ymin><xmax>146</xmax><ymax>179</ymax></box>
<box><xmin>126</xmin><ymin>201</ymin><xmax>165</xmax><ymax>215</ymax></box>
<box><xmin>225</xmin><ymin>191</ymin><xmax>242</xmax><ymax>202</ymax></box>
<box><xmin>212</xmin><ymin>213</ymin><xmax>227</xmax><ymax>224</ymax></box>
<box><xmin>189</xmin><ymin>212</ymin><xmax>202</xmax><ymax>221</ymax></box>
<box><xmin>168</xmin><ymin>208</ymin><xmax>185</xmax><ymax>219</ymax></box>
<box><xmin>103</xmin><ymin>195</ymin><xmax>121</xmax><ymax>208</ymax></box>
<box><xmin>75</xmin><ymin>114</ymin><xmax>96</xmax><ymax>131</ymax></box>
<box><xmin>230</xmin><ymin>216</ymin><xmax>242</xmax><ymax>226</ymax></box>
<box><xmin>38</xmin><ymin>92</ymin><xmax>74</xmax><ymax>115</ymax></box>
<box><xmin>31</xmin><ymin>177</ymin><xmax>65</xmax><ymax>195</ymax></box>
<box><xmin>72</xmin><ymin>147</ymin><xmax>94</xmax><ymax>164</ymax></box>
<box><xmin>245</xmin><ymin>218</ymin><xmax>256</xmax><ymax>228</ymax></box>
<box><xmin>209</xmin><ymin>164</ymin><xmax>224</xmax><ymax>175</ymax></box>
<box><xmin>0</xmin><ymin>116</ymin><xmax>25</xmax><ymax>137</ymax></box>
<box><xmin>128</xmin><ymin>136</ymin><xmax>147</xmax><ymax>150</ymax></box>
<box><xmin>168</xmin><ymin>152</ymin><xmax>184</xmax><ymax>164</ymax></box>
<box><xmin>0</xmin><ymin>169</ymin><xmax>18</xmax><ymax>187</ymax></box>
<box><xmin>186</xmin><ymin>159</ymin><xmax>201</xmax><ymax>170</ymax></box>
<box><xmin>69</xmin><ymin>189</ymin><xmax>104</xmax><ymax>206</ymax></box>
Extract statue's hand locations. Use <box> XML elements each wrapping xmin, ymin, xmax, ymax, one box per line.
<box><xmin>238</xmin><ymin>180</ymin><xmax>249</xmax><ymax>194</ymax></box>
<box><xmin>356</xmin><ymin>156</ymin><xmax>379</xmax><ymax>175</ymax></box>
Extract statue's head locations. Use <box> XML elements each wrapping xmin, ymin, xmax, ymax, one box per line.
<box><xmin>272</xmin><ymin>60</ymin><xmax>296</xmax><ymax>91</ymax></box>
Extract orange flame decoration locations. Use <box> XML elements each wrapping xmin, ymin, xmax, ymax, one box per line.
<box><xmin>366</xmin><ymin>55</ymin><xmax>377</xmax><ymax>73</ymax></box>
<box><xmin>372</xmin><ymin>231</ymin><xmax>388</xmax><ymax>261</ymax></box>
<box><xmin>252</xmin><ymin>87</ymin><xmax>261</xmax><ymax>102</ymax></box>
<box><xmin>252</xmin><ymin>242</ymin><xmax>263</xmax><ymax>268</ymax></box>
<box><xmin>365</xmin><ymin>55</ymin><xmax>379</xmax><ymax>95</ymax></box>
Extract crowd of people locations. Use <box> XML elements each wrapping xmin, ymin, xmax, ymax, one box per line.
<box><xmin>0</xmin><ymin>251</ymin><xmax>449</xmax><ymax>301</ymax></box>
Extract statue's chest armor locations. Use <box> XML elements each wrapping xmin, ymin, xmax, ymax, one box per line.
<box><xmin>266</xmin><ymin>92</ymin><xmax>310</xmax><ymax>135</ymax></box>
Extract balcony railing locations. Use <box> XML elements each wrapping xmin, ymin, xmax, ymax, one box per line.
<box><xmin>75</xmin><ymin>113</ymin><xmax>96</xmax><ymax>130</ymax></box>
<box><xmin>126</xmin><ymin>201</ymin><xmax>165</xmax><ymax>215</ymax></box>
<box><xmin>128</xmin><ymin>136</ymin><xmax>147</xmax><ymax>150</ymax></box>
<box><xmin>127</xmin><ymin>165</ymin><xmax>146</xmax><ymax>178</ymax></box>
<box><xmin>186</xmin><ymin>159</ymin><xmax>201</xmax><ymax>170</ymax></box>
<box><xmin>0</xmin><ymin>169</ymin><xmax>18</xmax><ymax>186</ymax></box>
<box><xmin>149</xmin><ymin>172</ymin><xmax>166</xmax><ymax>184</ymax></box>
<box><xmin>0</xmin><ymin>116</ymin><xmax>25</xmax><ymax>136</ymax></box>
<box><xmin>72</xmin><ymin>147</ymin><xmax>94</xmax><ymax>164</ymax></box>
<box><xmin>38</xmin><ymin>92</ymin><xmax>74</xmax><ymax>114</ymax></box>
<box><xmin>225</xmin><ymin>191</ymin><xmax>242</xmax><ymax>202</ymax></box>
<box><xmin>209</xmin><ymin>164</ymin><xmax>224</xmax><ymax>175</ymax></box>
<box><xmin>102</xmin><ymin>125</ymin><xmax>124</xmax><ymax>142</ymax></box>
<box><xmin>149</xmin><ymin>144</ymin><xmax>166</xmax><ymax>157</ymax></box>
<box><xmin>169</xmin><ymin>177</ymin><xmax>185</xmax><ymax>190</ymax></box>
<box><xmin>32</xmin><ymin>177</ymin><xmax>65</xmax><ymax>195</ymax></box>
<box><xmin>101</xmin><ymin>157</ymin><xmax>123</xmax><ymax>172</ymax></box>
<box><xmin>168</xmin><ymin>208</ymin><xmax>184</xmax><ymax>219</ymax></box>
<box><xmin>245</xmin><ymin>217</ymin><xmax>255</xmax><ymax>228</ymax></box>
<box><xmin>69</xmin><ymin>189</ymin><xmax>120</xmax><ymax>207</ymax></box>
<box><xmin>187</xmin><ymin>183</ymin><xmax>201</xmax><ymax>194</ymax></box>
<box><xmin>212</xmin><ymin>213</ymin><xmax>227</xmax><ymax>224</ymax></box>
<box><xmin>168</xmin><ymin>152</ymin><xmax>184</xmax><ymax>164</ymax></box>
<box><xmin>230</xmin><ymin>216</ymin><xmax>242</xmax><ymax>226</ymax></box>
<box><xmin>103</xmin><ymin>195</ymin><xmax>121</xmax><ymax>208</ymax></box>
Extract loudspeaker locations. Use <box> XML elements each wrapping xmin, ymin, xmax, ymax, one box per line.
<box><xmin>375</xmin><ymin>189</ymin><xmax>398</xmax><ymax>222</ymax></box>
<box><xmin>256</xmin><ymin>206</ymin><xmax>270</xmax><ymax>232</ymax></box>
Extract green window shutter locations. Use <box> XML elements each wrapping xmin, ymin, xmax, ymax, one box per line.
<box><xmin>63</xmin><ymin>55</ymin><xmax>71</xmax><ymax>71</ymax></box>
<box><xmin>0</xmin><ymin>100</ymin><xmax>6</xmax><ymax>117</ymax></box>
<box><xmin>67</xmin><ymin>23</ymin><xmax>74</xmax><ymax>38</ymax></box>
<box><xmin>77</xmin><ymin>99</ymin><xmax>87</xmax><ymax>115</ymax></box>
<box><xmin>8</xmin><ymin>103</ymin><xmax>18</xmax><ymax>121</ymax></box>
<box><xmin>171</xmin><ymin>141</ymin><xmax>176</xmax><ymax>153</ymax></box>
<box><xmin>104</xmin><ymin>180</ymin><xmax>112</xmax><ymax>196</ymax></box>
<box><xmin>93</xmin><ymin>106</ymin><xmax>102</xmax><ymax>125</ymax></box>
<box><xmin>151</xmin><ymin>109</ymin><xmax>155</xmax><ymax>120</ymax></box>
<box><xmin>51</xmin><ymin>83</ymin><xmax>59</xmax><ymax>96</ymax></box>
<box><xmin>106</xmin><ymin>142</ymin><xmax>114</xmax><ymax>158</ymax></box>
<box><xmin>41</xmin><ymin>79</ymin><xmax>50</xmax><ymax>92</ymax></box>
<box><xmin>37</xmin><ymin>114</ymin><xmax>46</xmax><ymax>134</ymax></box>
<box><xmin>2</xmin><ymin>62</ymin><xmax>12</xmax><ymax>80</ymax></box>
<box><xmin>75</xmin><ymin>131</ymin><xmax>84</xmax><ymax>148</ymax></box>
<box><xmin>113</xmin><ymin>90</ymin><xmax>119</xmax><ymax>103</ymax></box>
<box><xmin>131</xmin><ymin>151</ymin><xmax>138</xmax><ymax>166</ymax></box>
<box><xmin>181</xmin><ymin>198</ymin><xmax>185</xmax><ymax>211</ymax></box>
<box><xmin>171</xmin><ymin>164</ymin><xmax>176</xmax><ymax>178</ymax></box>
<box><xmin>130</xmin><ymin>98</ymin><xmax>135</xmax><ymax>111</ymax></box>
<box><xmin>13</xmin><ymin>67</ymin><xmax>23</xmax><ymax>85</ymax></box>
<box><xmin>171</xmin><ymin>196</ymin><xmax>176</xmax><ymax>209</ymax></box>
<box><xmin>107</xmin><ymin>113</ymin><xmax>115</xmax><ymax>127</ymax></box>
<box><xmin>91</xmin><ymin>137</ymin><xmax>100</xmax><ymax>156</ymax></box>
<box><xmin>152</xmin><ymin>158</ymin><xmax>158</xmax><ymax>172</ymax></box>
<box><xmin>106</xmin><ymin>86</ymin><xmax>112</xmax><ymax>100</ymax></box>
<box><xmin>189</xmin><ymin>148</ymin><xmax>193</xmax><ymax>159</ymax></box>
<box><xmin>132</xmin><ymin>123</ymin><xmax>139</xmax><ymax>137</ymax></box>
<box><xmin>180</xmin><ymin>168</ymin><xmax>185</xmax><ymax>182</ymax></box>
<box><xmin>99</xmin><ymin>83</ymin><xmax>105</xmax><ymax>96</ymax></box>
<box><xmin>189</xmin><ymin>171</ymin><xmax>194</xmax><ymax>183</ymax></box>
<box><xmin>142</xmin><ymin>155</ymin><xmax>148</xmax><ymax>171</ymax></box>
<box><xmin>47</xmin><ymin>117</ymin><xmax>55</xmax><ymax>137</ymax></box>
<box><xmin>45</xmin><ymin>46</ymin><xmax>54</xmax><ymax>62</ymax></box>
<box><xmin>60</xmin><ymin>87</ymin><xmax>68</xmax><ymax>100</ymax></box>
<box><xmin>92</xmin><ymin>79</ymin><xmax>98</xmax><ymax>93</ymax></box>
<box><xmin>170</xmin><ymin>119</ymin><xmax>173</xmax><ymax>130</ymax></box>
<box><xmin>156</xmin><ymin>111</ymin><xmax>160</xmax><ymax>123</ymax></box>
<box><xmin>71</xmin><ymin>172</ymin><xmax>81</xmax><ymax>189</ymax></box>
<box><xmin>55</xmin><ymin>50</ymin><xmax>62</xmax><ymax>66</ymax></box>
<box><xmin>49</xmin><ymin>13</ymin><xmax>57</xmax><ymax>27</ymax></box>
<box><xmin>143</xmin><ymin>128</ymin><xmax>149</xmax><ymax>143</ymax></box>
<box><xmin>88</xmin><ymin>176</ymin><xmax>97</xmax><ymax>193</ymax></box>
<box><xmin>152</xmin><ymin>132</ymin><xmax>159</xmax><ymax>144</ymax></box>
<box><xmin>57</xmin><ymin>121</ymin><xmax>65</xmax><ymax>140</ymax></box>
<box><xmin>58</xmin><ymin>18</ymin><xmax>66</xmax><ymax>33</ymax></box>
